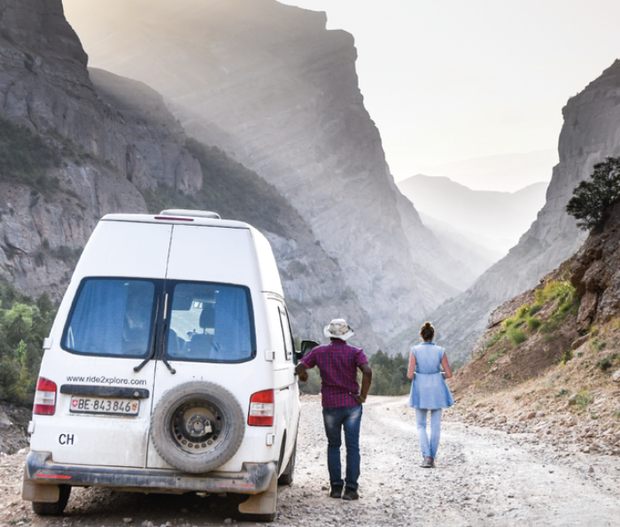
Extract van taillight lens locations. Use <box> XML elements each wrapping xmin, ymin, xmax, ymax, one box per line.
<box><xmin>33</xmin><ymin>377</ymin><xmax>57</xmax><ymax>415</ymax></box>
<box><xmin>248</xmin><ymin>390</ymin><xmax>274</xmax><ymax>426</ymax></box>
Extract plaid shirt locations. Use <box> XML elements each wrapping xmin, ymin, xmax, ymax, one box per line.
<box><xmin>301</xmin><ymin>339</ymin><xmax>368</xmax><ymax>408</ymax></box>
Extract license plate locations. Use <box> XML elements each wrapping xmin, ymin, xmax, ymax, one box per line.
<box><xmin>70</xmin><ymin>396</ymin><xmax>140</xmax><ymax>416</ymax></box>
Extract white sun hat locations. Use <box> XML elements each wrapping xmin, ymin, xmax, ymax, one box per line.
<box><xmin>324</xmin><ymin>318</ymin><xmax>355</xmax><ymax>341</ymax></box>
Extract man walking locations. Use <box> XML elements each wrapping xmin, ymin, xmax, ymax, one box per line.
<box><xmin>296</xmin><ymin>318</ymin><xmax>372</xmax><ymax>500</ymax></box>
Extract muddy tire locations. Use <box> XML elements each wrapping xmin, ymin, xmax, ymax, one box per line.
<box><xmin>32</xmin><ymin>485</ymin><xmax>71</xmax><ymax>515</ymax></box>
<box><xmin>151</xmin><ymin>381</ymin><xmax>245</xmax><ymax>473</ymax></box>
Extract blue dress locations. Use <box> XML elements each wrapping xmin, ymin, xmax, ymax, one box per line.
<box><xmin>408</xmin><ymin>343</ymin><xmax>454</xmax><ymax>409</ymax></box>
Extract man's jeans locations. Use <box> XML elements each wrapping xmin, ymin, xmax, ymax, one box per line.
<box><xmin>322</xmin><ymin>404</ymin><xmax>362</xmax><ymax>490</ymax></box>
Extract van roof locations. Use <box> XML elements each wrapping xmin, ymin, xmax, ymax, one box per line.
<box><xmin>96</xmin><ymin>211</ymin><xmax>283</xmax><ymax>296</ymax></box>
<box><xmin>100</xmin><ymin>211</ymin><xmax>251</xmax><ymax>230</ymax></box>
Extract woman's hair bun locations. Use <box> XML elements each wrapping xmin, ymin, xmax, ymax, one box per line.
<box><xmin>420</xmin><ymin>321</ymin><xmax>435</xmax><ymax>340</ymax></box>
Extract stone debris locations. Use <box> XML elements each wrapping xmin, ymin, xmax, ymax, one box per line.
<box><xmin>1</xmin><ymin>396</ymin><xmax>620</xmax><ymax>527</ymax></box>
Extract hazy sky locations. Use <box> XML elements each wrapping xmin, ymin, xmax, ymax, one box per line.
<box><xmin>63</xmin><ymin>0</ymin><xmax>620</xmax><ymax>191</ymax></box>
<box><xmin>278</xmin><ymin>0</ymin><xmax>620</xmax><ymax>188</ymax></box>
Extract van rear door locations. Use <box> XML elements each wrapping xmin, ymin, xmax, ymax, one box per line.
<box><xmin>40</xmin><ymin>220</ymin><xmax>172</xmax><ymax>468</ymax></box>
<box><xmin>146</xmin><ymin>223</ymin><xmax>260</xmax><ymax>470</ymax></box>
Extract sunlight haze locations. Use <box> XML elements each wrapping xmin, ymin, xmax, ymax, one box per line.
<box><xmin>277</xmin><ymin>0</ymin><xmax>620</xmax><ymax>190</ymax></box>
<box><xmin>63</xmin><ymin>0</ymin><xmax>620</xmax><ymax>191</ymax></box>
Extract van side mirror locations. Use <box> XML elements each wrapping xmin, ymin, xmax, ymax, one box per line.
<box><xmin>295</xmin><ymin>339</ymin><xmax>319</xmax><ymax>362</ymax></box>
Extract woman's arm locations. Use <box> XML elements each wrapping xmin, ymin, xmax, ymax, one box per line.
<box><xmin>441</xmin><ymin>353</ymin><xmax>453</xmax><ymax>379</ymax></box>
<box><xmin>407</xmin><ymin>351</ymin><xmax>416</xmax><ymax>380</ymax></box>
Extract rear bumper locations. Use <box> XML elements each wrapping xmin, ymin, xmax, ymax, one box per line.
<box><xmin>24</xmin><ymin>451</ymin><xmax>276</xmax><ymax>497</ymax></box>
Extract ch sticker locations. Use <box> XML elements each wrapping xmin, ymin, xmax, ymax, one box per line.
<box><xmin>58</xmin><ymin>433</ymin><xmax>76</xmax><ymax>446</ymax></box>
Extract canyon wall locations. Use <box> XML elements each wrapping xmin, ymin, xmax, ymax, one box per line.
<box><xmin>0</xmin><ymin>0</ymin><xmax>380</xmax><ymax>349</ymax></box>
<box><xmin>63</xmin><ymin>0</ymin><xmax>477</xmax><ymax>339</ymax></box>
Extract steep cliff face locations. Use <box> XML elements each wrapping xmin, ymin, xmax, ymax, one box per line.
<box><xmin>0</xmin><ymin>0</ymin><xmax>203</xmax><ymax>190</ymax></box>
<box><xmin>0</xmin><ymin>0</ymin><xmax>138</xmax><ymax>296</ymax></box>
<box><xmin>64</xmin><ymin>0</ymin><xmax>474</xmax><ymax>338</ymax></box>
<box><xmin>399</xmin><ymin>60</ymin><xmax>620</xmax><ymax>364</ymax></box>
<box><xmin>0</xmin><ymin>0</ymin><xmax>381</xmax><ymax>349</ymax></box>
<box><xmin>570</xmin><ymin>200</ymin><xmax>620</xmax><ymax>332</ymax></box>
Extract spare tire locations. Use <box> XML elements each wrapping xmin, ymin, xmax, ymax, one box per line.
<box><xmin>151</xmin><ymin>381</ymin><xmax>245</xmax><ymax>473</ymax></box>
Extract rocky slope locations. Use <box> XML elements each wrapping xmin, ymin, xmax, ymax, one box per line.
<box><xmin>403</xmin><ymin>59</ymin><xmax>620</xmax><ymax>363</ymax></box>
<box><xmin>0</xmin><ymin>0</ymin><xmax>381</xmax><ymax>349</ymax></box>
<box><xmin>63</xmin><ymin>0</ymin><xmax>478</xmax><ymax>339</ymax></box>
<box><xmin>448</xmin><ymin>200</ymin><xmax>620</xmax><ymax>458</ymax></box>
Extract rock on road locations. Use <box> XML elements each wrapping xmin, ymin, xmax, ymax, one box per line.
<box><xmin>1</xmin><ymin>395</ymin><xmax>619</xmax><ymax>526</ymax></box>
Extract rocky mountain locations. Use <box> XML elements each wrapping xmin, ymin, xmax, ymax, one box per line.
<box><xmin>398</xmin><ymin>175</ymin><xmax>548</xmax><ymax>255</ymax></box>
<box><xmin>0</xmin><ymin>0</ymin><xmax>382</xmax><ymax>349</ymax></box>
<box><xmin>397</xmin><ymin>60</ymin><xmax>620</xmax><ymax>364</ymax></box>
<box><xmin>62</xmin><ymin>0</ymin><xmax>480</xmax><ymax>339</ymax></box>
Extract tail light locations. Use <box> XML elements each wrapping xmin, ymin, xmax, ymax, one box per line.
<box><xmin>248</xmin><ymin>389</ymin><xmax>274</xmax><ymax>426</ymax></box>
<box><xmin>33</xmin><ymin>377</ymin><xmax>57</xmax><ymax>415</ymax></box>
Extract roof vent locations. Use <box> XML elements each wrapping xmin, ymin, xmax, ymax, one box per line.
<box><xmin>159</xmin><ymin>209</ymin><xmax>221</xmax><ymax>219</ymax></box>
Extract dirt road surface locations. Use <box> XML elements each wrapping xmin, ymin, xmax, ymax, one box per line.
<box><xmin>2</xmin><ymin>395</ymin><xmax>619</xmax><ymax>526</ymax></box>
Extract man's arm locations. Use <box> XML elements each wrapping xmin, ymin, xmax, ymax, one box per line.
<box><xmin>351</xmin><ymin>362</ymin><xmax>372</xmax><ymax>404</ymax></box>
<box><xmin>295</xmin><ymin>362</ymin><xmax>309</xmax><ymax>382</ymax></box>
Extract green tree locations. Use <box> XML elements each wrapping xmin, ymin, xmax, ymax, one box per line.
<box><xmin>36</xmin><ymin>292</ymin><xmax>53</xmax><ymax>316</ymax></box>
<box><xmin>566</xmin><ymin>156</ymin><xmax>620</xmax><ymax>231</ymax></box>
<box><xmin>5</xmin><ymin>314</ymin><xmax>29</xmax><ymax>350</ymax></box>
<box><xmin>0</xmin><ymin>281</ymin><xmax>56</xmax><ymax>404</ymax></box>
<box><xmin>368</xmin><ymin>351</ymin><xmax>410</xmax><ymax>396</ymax></box>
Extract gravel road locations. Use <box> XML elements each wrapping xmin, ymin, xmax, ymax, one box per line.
<box><xmin>2</xmin><ymin>395</ymin><xmax>620</xmax><ymax>526</ymax></box>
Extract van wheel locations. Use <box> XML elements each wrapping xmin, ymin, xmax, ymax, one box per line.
<box><xmin>278</xmin><ymin>440</ymin><xmax>296</xmax><ymax>485</ymax></box>
<box><xmin>32</xmin><ymin>485</ymin><xmax>71</xmax><ymax>515</ymax></box>
<box><xmin>151</xmin><ymin>382</ymin><xmax>245</xmax><ymax>473</ymax></box>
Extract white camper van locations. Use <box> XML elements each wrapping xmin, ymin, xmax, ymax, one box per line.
<box><xmin>22</xmin><ymin>210</ymin><xmax>310</xmax><ymax>521</ymax></box>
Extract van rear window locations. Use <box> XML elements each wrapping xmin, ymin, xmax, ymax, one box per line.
<box><xmin>165</xmin><ymin>282</ymin><xmax>255</xmax><ymax>362</ymax></box>
<box><xmin>62</xmin><ymin>278</ymin><xmax>255</xmax><ymax>362</ymax></box>
<box><xmin>63</xmin><ymin>278</ymin><xmax>157</xmax><ymax>357</ymax></box>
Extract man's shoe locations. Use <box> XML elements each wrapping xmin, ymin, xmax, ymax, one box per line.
<box><xmin>342</xmin><ymin>487</ymin><xmax>359</xmax><ymax>501</ymax></box>
<box><xmin>420</xmin><ymin>457</ymin><xmax>434</xmax><ymax>468</ymax></box>
<box><xmin>330</xmin><ymin>485</ymin><xmax>343</xmax><ymax>498</ymax></box>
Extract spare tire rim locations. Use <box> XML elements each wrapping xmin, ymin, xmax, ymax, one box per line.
<box><xmin>172</xmin><ymin>401</ymin><xmax>224</xmax><ymax>453</ymax></box>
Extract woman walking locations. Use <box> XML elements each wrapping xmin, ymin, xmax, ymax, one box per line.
<box><xmin>407</xmin><ymin>322</ymin><xmax>454</xmax><ymax>468</ymax></box>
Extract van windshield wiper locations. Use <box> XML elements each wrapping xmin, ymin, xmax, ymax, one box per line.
<box><xmin>161</xmin><ymin>352</ymin><xmax>176</xmax><ymax>375</ymax></box>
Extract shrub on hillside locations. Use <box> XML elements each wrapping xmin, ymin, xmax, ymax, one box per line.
<box><xmin>566</xmin><ymin>156</ymin><xmax>620</xmax><ymax>231</ymax></box>
<box><xmin>484</xmin><ymin>278</ymin><xmax>579</xmax><ymax>351</ymax></box>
